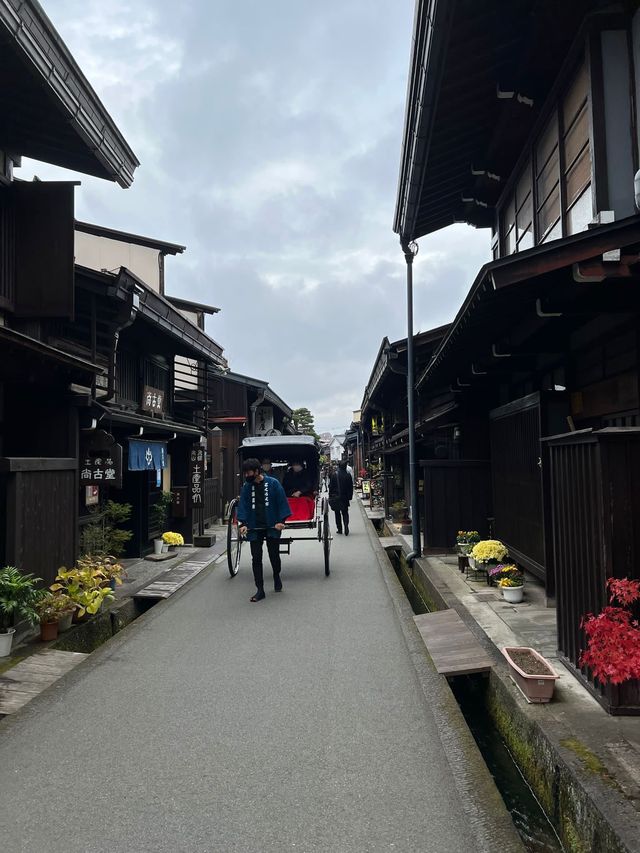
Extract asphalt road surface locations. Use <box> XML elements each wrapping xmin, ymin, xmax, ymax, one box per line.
<box><xmin>0</xmin><ymin>503</ymin><xmax>503</xmax><ymax>852</ymax></box>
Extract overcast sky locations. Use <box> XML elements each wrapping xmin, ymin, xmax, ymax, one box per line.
<box><xmin>20</xmin><ymin>0</ymin><xmax>489</xmax><ymax>433</ymax></box>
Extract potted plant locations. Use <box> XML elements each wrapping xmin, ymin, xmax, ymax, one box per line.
<box><xmin>389</xmin><ymin>501</ymin><xmax>408</xmax><ymax>522</ymax></box>
<box><xmin>502</xmin><ymin>646</ymin><xmax>560</xmax><ymax>703</ymax></box>
<box><xmin>51</xmin><ymin>559</ymin><xmax>115</xmax><ymax>621</ymax></box>
<box><xmin>36</xmin><ymin>593</ymin><xmax>62</xmax><ymax>642</ymax></box>
<box><xmin>79</xmin><ymin>554</ymin><xmax>125</xmax><ymax>590</ymax></box>
<box><xmin>80</xmin><ymin>500</ymin><xmax>133</xmax><ymax>557</ymax></box>
<box><xmin>455</xmin><ymin>530</ymin><xmax>480</xmax><ymax>555</ymax></box>
<box><xmin>152</xmin><ymin>492</ymin><xmax>173</xmax><ymax>554</ymax></box>
<box><xmin>470</xmin><ymin>539</ymin><xmax>509</xmax><ymax>576</ymax></box>
<box><xmin>162</xmin><ymin>531</ymin><xmax>184</xmax><ymax>552</ymax></box>
<box><xmin>0</xmin><ymin>566</ymin><xmax>43</xmax><ymax>657</ymax></box>
<box><xmin>498</xmin><ymin>567</ymin><xmax>525</xmax><ymax>603</ymax></box>
<box><xmin>52</xmin><ymin>592</ymin><xmax>76</xmax><ymax>632</ymax></box>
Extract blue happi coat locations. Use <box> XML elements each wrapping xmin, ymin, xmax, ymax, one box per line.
<box><xmin>237</xmin><ymin>475</ymin><xmax>292</xmax><ymax>541</ymax></box>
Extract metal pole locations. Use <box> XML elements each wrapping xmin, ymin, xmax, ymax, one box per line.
<box><xmin>402</xmin><ymin>239</ymin><xmax>421</xmax><ymax>562</ymax></box>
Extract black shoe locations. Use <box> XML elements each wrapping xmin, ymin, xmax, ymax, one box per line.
<box><xmin>274</xmin><ymin>575</ymin><xmax>282</xmax><ymax>592</ymax></box>
<box><xmin>336</xmin><ymin>528</ymin><xmax>342</xmax><ymax>534</ymax></box>
<box><xmin>345</xmin><ymin>526</ymin><xmax>349</xmax><ymax>536</ymax></box>
<box><xmin>250</xmin><ymin>590</ymin><xmax>266</xmax><ymax>602</ymax></box>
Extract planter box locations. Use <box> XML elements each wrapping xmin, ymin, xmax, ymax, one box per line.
<box><xmin>502</xmin><ymin>646</ymin><xmax>559</xmax><ymax>703</ymax></box>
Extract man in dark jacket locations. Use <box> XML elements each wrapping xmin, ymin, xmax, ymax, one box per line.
<box><xmin>238</xmin><ymin>457</ymin><xmax>291</xmax><ymax>602</ymax></box>
<box><xmin>329</xmin><ymin>460</ymin><xmax>354</xmax><ymax>535</ymax></box>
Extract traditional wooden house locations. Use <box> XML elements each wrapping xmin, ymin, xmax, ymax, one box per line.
<box><xmin>207</xmin><ymin>371</ymin><xmax>294</xmax><ymax>515</ymax></box>
<box><xmin>0</xmin><ymin>0</ymin><xmax>138</xmax><ymax>583</ymax></box>
<box><xmin>395</xmin><ymin>0</ymin><xmax>640</xmax><ymax>712</ymax></box>
<box><xmin>359</xmin><ymin>328</ymin><xmax>450</xmax><ymax>515</ymax></box>
<box><xmin>71</xmin><ymin>222</ymin><xmax>228</xmax><ymax>555</ymax></box>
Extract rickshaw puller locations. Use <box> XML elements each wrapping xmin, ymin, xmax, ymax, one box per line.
<box><xmin>237</xmin><ymin>458</ymin><xmax>292</xmax><ymax>602</ymax></box>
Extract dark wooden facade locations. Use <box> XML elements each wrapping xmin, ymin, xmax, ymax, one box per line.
<box><xmin>421</xmin><ymin>460</ymin><xmax>492</xmax><ymax>552</ymax></box>
<box><xmin>389</xmin><ymin>0</ymin><xmax>640</xmax><ymax>708</ymax></box>
<box><xmin>546</xmin><ymin>429</ymin><xmax>640</xmax><ymax>714</ymax></box>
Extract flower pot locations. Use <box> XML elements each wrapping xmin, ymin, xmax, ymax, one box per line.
<box><xmin>153</xmin><ymin>538</ymin><xmax>164</xmax><ymax>556</ymax></box>
<box><xmin>502</xmin><ymin>646</ymin><xmax>559</xmax><ymax>703</ymax></box>
<box><xmin>168</xmin><ymin>544</ymin><xmax>178</xmax><ymax>553</ymax></box>
<box><xmin>40</xmin><ymin>621</ymin><xmax>59</xmax><ymax>642</ymax></box>
<box><xmin>58</xmin><ymin>611</ymin><xmax>74</xmax><ymax>633</ymax></box>
<box><xmin>0</xmin><ymin>628</ymin><xmax>15</xmax><ymax>657</ymax></box>
<box><xmin>162</xmin><ymin>544</ymin><xmax>169</xmax><ymax>553</ymax></box>
<box><xmin>502</xmin><ymin>585</ymin><xmax>524</xmax><ymax>604</ymax></box>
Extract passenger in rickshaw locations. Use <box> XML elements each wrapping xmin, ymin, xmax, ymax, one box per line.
<box><xmin>282</xmin><ymin>459</ymin><xmax>315</xmax><ymax>498</ymax></box>
<box><xmin>261</xmin><ymin>457</ymin><xmax>282</xmax><ymax>483</ymax></box>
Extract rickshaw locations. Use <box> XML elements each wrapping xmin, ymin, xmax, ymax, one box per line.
<box><xmin>226</xmin><ymin>435</ymin><xmax>331</xmax><ymax>578</ymax></box>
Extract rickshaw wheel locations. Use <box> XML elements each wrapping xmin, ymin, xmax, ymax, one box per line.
<box><xmin>323</xmin><ymin>505</ymin><xmax>331</xmax><ymax>576</ymax></box>
<box><xmin>227</xmin><ymin>498</ymin><xmax>242</xmax><ymax>577</ymax></box>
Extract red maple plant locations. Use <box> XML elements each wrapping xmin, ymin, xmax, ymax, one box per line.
<box><xmin>580</xmin><ymin>578</ymin><xmax>640</xmax><ymax>685</ymax></box>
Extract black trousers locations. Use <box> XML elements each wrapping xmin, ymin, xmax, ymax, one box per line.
<box><xmin>334</xmin><ymin>507</ymin><xmax>349</xmax><ymax>532</ymax></box>
<box><xmin>249</xmin><ymin>532</ymin><xmax>281</xmax><ymax>591</ymax></box>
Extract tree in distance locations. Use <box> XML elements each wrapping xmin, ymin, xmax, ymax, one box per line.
<box><xmin>292</xmin><ymin>407</ymin><xmax>319</xmax><ymax>439</ymax></box>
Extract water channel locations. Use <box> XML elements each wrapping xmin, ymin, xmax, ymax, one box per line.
<box><xmin>390</xmin><ymin>553</ymin><xmax>564</xmax><ymax>853</ymax></box>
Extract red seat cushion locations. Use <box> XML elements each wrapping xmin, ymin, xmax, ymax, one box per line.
<box><xmin>287</xmin><ymin>496</ymin><xmax>315</xmax><ymax>521</ymax></box>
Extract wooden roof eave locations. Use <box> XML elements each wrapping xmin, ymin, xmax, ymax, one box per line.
<box><xmin>0</xmin><ymin>0</ymin><xmax>139</xmax><ymax>186</ymax></box>
<box><xmin>417</xmin><ymin>215</ymin><xmax>640</xmax><ymax>390</ymax></box>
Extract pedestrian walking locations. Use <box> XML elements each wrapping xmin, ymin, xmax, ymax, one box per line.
<box><xmin>329</xmin><ymin>460</ymin><xmax>353</xmax><ymax>535</ymax></box>
<box><xmin>237</xmin><ymin>458</ymin><xmax>291</xmax><ymax>602</ymax></box>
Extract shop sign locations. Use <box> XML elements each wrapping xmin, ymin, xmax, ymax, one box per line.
<box><xmin>141</xmin><ymin>385</ymin><xmax>166</xmax><ymax>414</ymax></box>
<box><xmin>80</xmin><ymin>431</ymin><xmax>123</xmax><ymax>489</ymax></box>
<box><xmin>189</xmin><ymin>446</ymin><xmax>205</xmax><ymax>507</ymax></box>
<box><xmin>255</xmin><ymin>405</ymin><xmax>274</xmax><ymax>435</ymax></box>
<box><xmin>171</xmin><ymin>486</ymin><xmax>187</xmax><ymax>518</ymax></box>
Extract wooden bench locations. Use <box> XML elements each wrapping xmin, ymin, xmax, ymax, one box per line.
<box><xmin>413</xmin><ymin>609</ymin><xmax>493</xmax><ymax>677</ymax></box>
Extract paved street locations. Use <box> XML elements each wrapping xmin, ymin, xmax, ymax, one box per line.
<box><xmin>0</xmin><ymin>504</ymin><xmax>513</xmax><ymax>852</ymax></box>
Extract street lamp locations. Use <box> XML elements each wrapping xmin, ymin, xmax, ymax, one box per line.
<box><xmin>401</xmin><ymin>238</ymin><xmax>421</xmax><ymax>564</ymax></box>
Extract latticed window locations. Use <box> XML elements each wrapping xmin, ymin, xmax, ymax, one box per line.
<box><xmin>562</xmin><ymin>61</ymin><xmax>592</xmax><ymax>235</ymax></box>
<box><xmin>498</xmin><ymin>56</ymin><xmax>593</xmax><ymax>256</ymax></box>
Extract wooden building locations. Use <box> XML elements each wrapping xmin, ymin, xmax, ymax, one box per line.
<box><xmin>0</xmin><ymin>0</ymin><xmax>139</xmax><ymax>584</ymax></box>
<box><xmin>394</xmin><ymin>0</ymin><xmax>640</xmax><ymax>712</ymax></box>
<box><xmin>359</xmin><ymin>328</ymin><xmax>451</xmax><ymax>516</ymax></box>
<box><xmin>71</xmin><ymin>221</ymin><xmax>228</xmax><ymax>553</ymax></box>
<box><xmin>207</xmin><ymin>371</ymin><xmax>294</xmax><ymax>516</ymax></box>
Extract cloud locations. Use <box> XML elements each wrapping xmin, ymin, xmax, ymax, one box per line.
<box><xmin>18</xmin><ymin>0</ymin><xmax>490</xmax><ymax>432</ymax></box>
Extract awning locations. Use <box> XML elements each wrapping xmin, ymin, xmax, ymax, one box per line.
<box><xmin>97</xmin><ymin>404</ymin><xmax>204</xmax><ymax>438</ymax></box>
<box><xmin>128</xmin><ymin>439</ymin><xmax>167</xmax><ymax>471</ymax></box>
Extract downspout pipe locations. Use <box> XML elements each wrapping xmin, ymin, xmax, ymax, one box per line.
<box><xmin>401</xmin><ymin>238</ymin><xmax>421</xmax><ymax>565</ymax></box>
<box><xmin>103</xmin><ymin>289</ymin><xmax>137</xmax><ymax>403</ymax></box>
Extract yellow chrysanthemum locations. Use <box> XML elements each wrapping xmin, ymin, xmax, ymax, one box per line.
<box><xmin>471</xmin><ymin>539</ymin><xmax>508</xmax><ymax>563</ymax></box>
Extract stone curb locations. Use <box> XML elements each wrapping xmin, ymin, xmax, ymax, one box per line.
<box><xmin>357</xmin><ymin>499</ymin><xmax>525</xmax><ymax>853</ymax></box>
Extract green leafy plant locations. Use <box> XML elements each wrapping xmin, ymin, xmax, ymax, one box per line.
<box><xmin>151</xmin><ymin>491</ymin><xmax>173</xmax><ymax>533</ymax></box>
<box><xmin>77</xmin><ymin>554</ymin><xmax>125</xmax><ymax>586</ymax></box>
<box><xmin>80</xmin><ymin>500</ymin><xmax>133</xmax><ymax>557</ymax></box>
<box><xmin>0</xmin><ymin>566</ymin><xmax>43</xmax><ymax>632</ymax></box>
<box><xmin>36</xmin><ymin>592</ymin><xmax>74</xmax><ymax>624</ymax></box>
<box><xmin>51</xmin><ymin>560</ymin><xmax>114</xmax><ymax>618</ymax></box>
